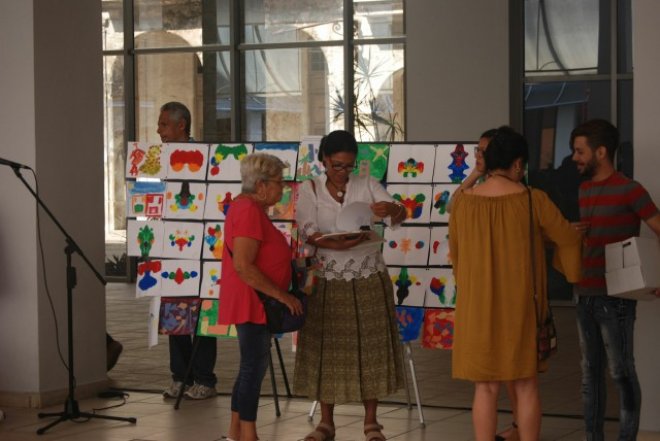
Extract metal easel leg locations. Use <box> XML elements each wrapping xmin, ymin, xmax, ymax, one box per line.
<box><xmin>273</xmin><ymin>337</ymin><xmax>292</xmax><ymax>397</ymax></box>
<box><xmin>405</xmin><ymin>342</ymin><xmax>425</xmax><ymax>427</ymax></box>
<box><xmin>308</xmin><ymin>400</ymin><xmax>318</xmax><ymax>421</ymax></box>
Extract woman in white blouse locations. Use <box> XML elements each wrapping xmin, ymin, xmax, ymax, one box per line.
<box><xmin>293</xmin><ymin>130</ymin><xmax>406</xmax><ymax>441</ymax></box>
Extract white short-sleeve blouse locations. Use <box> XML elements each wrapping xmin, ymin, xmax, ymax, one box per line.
<box><xmin>296</xmin><ymin>173</ymin><xmax>395</xmax><ymax>281</ymax></box>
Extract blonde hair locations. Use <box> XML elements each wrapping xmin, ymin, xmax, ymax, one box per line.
<box><xmin>240</xmin><ymin>153</ymin><xmax>286</xmax><ymax>193</ymax></box>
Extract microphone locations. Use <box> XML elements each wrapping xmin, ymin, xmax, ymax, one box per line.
<box><xmin>0</xmin><ymin>157</ymin><xmax>31</xmax><ymax>169</ymax></box>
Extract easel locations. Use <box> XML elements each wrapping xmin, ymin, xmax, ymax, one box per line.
<box><xmin>307</xmin><ymin>340</ymin><xmax>425</xmax><ymax>427</ymax></box>
<box><xmin>175</xmin><ymin>331</ymin><xmax>291</xmax><ymax>419</ymax></box>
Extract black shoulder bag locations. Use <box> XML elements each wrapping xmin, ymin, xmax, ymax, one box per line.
<box><xmin>528</xmin><ymin>188</ymin><xmax>558</xmax><ymax>362</ymax></box>
<box><xmin>226</xmin><ymin>246</ymin><xmax>308</xmax><ymax>334</ymax></box>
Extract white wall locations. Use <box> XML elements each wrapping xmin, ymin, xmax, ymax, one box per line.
<box><xmin>632</xmin><ymin>0</ymin><xmax>660</xmax><ymax>432</ymax></box>
<box><xmin>0</xmin><ymin>0</ymin><xmax>106</xmax><ymax>406</ymax></box>
<box><xmin>406</xmin><ymin>0</ymin><xmax>510</xmax><ymax>141</ymax></box>
<box><xmin>0</xmin><ymin>0</ymin><xmax>40</xmax><ymax>395</ymax></box>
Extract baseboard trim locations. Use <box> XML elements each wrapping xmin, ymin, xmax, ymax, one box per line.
<box><xmin>0</xmin><ymin>379</ymin><xmax>110</xmax><ymax>408</ymax></box>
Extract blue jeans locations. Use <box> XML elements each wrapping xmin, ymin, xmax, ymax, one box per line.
<box><xmin>576</xmin><ymin>295</ymin><xmax>640</xmax><ymax>441</ymax></box>
<box><xmin>169</xmin><ymin>335</ymin><xmax>217</xmax><ymax>387</ymax></box>
<box><xmin>231</xmin><ymin>323</ymin><xmax>271</xmax><ymax>422</ymax></box>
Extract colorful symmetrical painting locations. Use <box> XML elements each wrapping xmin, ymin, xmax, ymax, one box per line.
<box><xmin>395</xmin><ymin>306</ymin><xmax>425</xmax><ymax>343</ymax></box>
<box><xmin>200</xmin><ymin>261</ymin><xmax>222</xmax><ymax>299</ymax></box>
<box><xmin>267</xmin><ymin>182</ymin><xmax>297</xmax><ymax>220</ymax></box>
<box><xmin>127</xmin><ymin>220</ymin><xmax>165</xmax><ymax>258</ymax></box>
<box><xmin>425</xmin><ymin>268</ymin><xmax>456</xmax><ymax>308</ymax></box>
<box><xmin>207</xmin><ymin>143</ymin><xmax>252</xmax><ymax>181</ymax></box>
<box><xmin>159</xmin><ymin>259</ymin><xmax>201</xmax><ymax>297</ymax></box>
<box><xmin>161</xmin><ymin>221</ymin><xmax>204</xmax><ymax>260</ymax></box>
<box><xmin>386</xmin><ymin>144</ymin><xmax>436</xmax><ymax>183</ymax></box>
<box><xmin>428</xmin><ymin>226</ymin><xmax>451</xmax><ymax>266</ymax></box>
<box><xmin>296</xmin><ymin>136</ymin><xmax>323</xmax><ymax>181</ymax></box>
<box><xmin>126</xmin><ymin>142</ymin><xmax>167</xmax><ymax>179</ymax></box>
<box><xmin>159</xmin><ymin>298</ymin><xmax>201</xmax><ymax>335</ymax></box>
<box><xmin>254</xmin><ymin>143</ymin><xmax>299</xmax><ymax>181</ymax></box>
<box><xmin>127</xmin><ymin>180</ymin><xmax>166</xmax><ymax>218</ymax></box>
<box><xmin>202</xmin><ymin>221</ymin><xmax>225</xmax><ymax>260</ymax></box>
<box><xmin>387</xmin><ymin>184</ymin><xmax>433</xmax><ymax>224</ymax></box>
<box><xmin>204</xmin><ymin>183</ymin><xmax>241</xmax><ymax>220</ymax></box>
<box><xmin>382</xmin><ymin>226</ymin><xmax>431</xmax><ymax>266</ymax></box>
<box><xmin>355</xmin><ymin>143</ymin><xmax>390</xmax><ymax>180</ymax></box>
<box><xmin>433</xmin><ymin>143</ymin><xmax>477</xmax><ymax>184</ymax></box>
<box><xmin>197</xmin><ymin>299</ymin><xmax>237</xmax><ymax>338</ymax></box>
<box><xmin>165</xmin><ymin>143</ymin><xmax>209</xmax><ymax>180</ymax></box>
<box><xmin>164</xmin><ymin>182</ymin><xmax>207</xmax><ymax>220</ymax></box>
<box><xmin>136</xmin><ymin>259</ymin><xmax>163</xmax><ymax>297</ymax></box>
<box><xmin>421</xmin><ymin>308</ymin><xmax>455</xmax><ymax>349</ymax></box>
<box><xmin>389</xmin><ymin>266</ymin><xmax>428</xmax><ymax>307</ymax></box>
<box><xmin>430</xmin><ymin>184</ymin><xmax>459</xmax><ymax>223</ymax></box>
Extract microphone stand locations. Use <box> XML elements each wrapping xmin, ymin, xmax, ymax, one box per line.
<box><xmin>6</xmin><ymin>165</ymin><xmax>137</xmax><ymax>434</ymax></box>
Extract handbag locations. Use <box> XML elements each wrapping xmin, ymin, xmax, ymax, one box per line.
<box><xmin>226</xmin><ymin>248</ymin><xmax>315</xmax><ymax>334</ymax></box>
<box><xmin>256</xmin><ymin>258</ymin><xmax>310</xmax><ymax>334</ymax></box>
<box><xmin>527</xmin><ymin>188</ymin><xmax>558</xmax><ymax>362</ymax></box>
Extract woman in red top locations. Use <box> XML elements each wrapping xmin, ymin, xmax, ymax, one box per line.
<box><xmin>220</xmin><ymin>153</ymin><xmax>303</xmax><ymax>441</ymax></box>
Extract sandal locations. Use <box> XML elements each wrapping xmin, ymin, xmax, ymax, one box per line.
<box><xmin>364</xmin><ymin>423</ymin><xmax>386</xmax><ymax>441</ymax></box>
<box><xmin>495</xmin><ymin>422</ymin><xmax>518</xmax><ymax>441</ymax></box>
<box><xmin>304</xmin><ymin>422</ymin><xmax>335</xmax><ymax>441</ymax></box>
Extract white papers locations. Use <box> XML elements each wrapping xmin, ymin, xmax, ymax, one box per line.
<box><xmin>336</xmin><ymin>202</ymin><xmax>373</xmax><ymax>231</ymax></box>
<box><xmin>148</xmin><ymin>297</ymin><xmax>161</xmax><ymax>348</ymax></box>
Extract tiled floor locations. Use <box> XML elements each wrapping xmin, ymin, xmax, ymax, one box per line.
<box><xmin>0</xmin><ymin>283</ymin><xmax>654</xmax><ymax>440</ymax></box>
<box><xmin>0</xmin><ymin>393</ymin><xmax>636</xmax><ymax>441</ymax></box>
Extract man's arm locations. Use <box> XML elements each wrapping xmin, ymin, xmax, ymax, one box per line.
<box><xmin>644</xmin><ymin>213</ymin><xmax>660</xmax><ymax>238</ymax></box>
<box><xmin>644</xmin><ymin>213</ymin><xmax>660</xmax><ymax>297</ymax></box>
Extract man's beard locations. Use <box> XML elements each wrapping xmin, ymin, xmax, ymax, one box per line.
<box><xmin>580</xmin><ymin>157</ymin><xmax>598</xmax><ymax>178</ymax></box>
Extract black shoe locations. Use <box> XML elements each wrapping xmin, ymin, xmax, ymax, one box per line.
<box><xmin>106</xmin><ymin>340</ymin><xmax>123</xmax><ymax>371</ymax></box>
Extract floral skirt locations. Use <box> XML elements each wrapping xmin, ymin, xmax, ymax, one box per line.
<box><xmin>293</xmin><ymin>271</ymin><xmax>404</xmax><ymax>404</ymax></box>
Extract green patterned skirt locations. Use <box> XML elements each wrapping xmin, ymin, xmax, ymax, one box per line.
<box><xmin>293</xmin><ymin>271</ymin><xmax>404</xmax><ymax>404</ymax></box>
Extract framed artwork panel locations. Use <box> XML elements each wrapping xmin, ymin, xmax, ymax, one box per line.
<box><xmin>165</xmin><ymin>142</ymin><xmax>209</xmax><ymax>180</ymax></box>
<box><xmin>386</xmin><ymin>144</ymin><xmax>436</xmax><ymax>183</ymax></box>
<box><xmin>207</xmin><ymin>143</ymin><xmax>252</xmax><ymax>181</ymax></box>
<box><xmin>382</xmin><ymin>226</ymin><xmax>431</xmax><ymax>266</ymax></box>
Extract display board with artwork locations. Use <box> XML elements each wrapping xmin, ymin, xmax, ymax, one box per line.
<box><xmin>126</xmin><ymin>140</ymin><xmax>475</xmax><ymax>349</ymax></box>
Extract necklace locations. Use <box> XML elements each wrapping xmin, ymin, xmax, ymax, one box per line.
<box><xmin>326</xmin><ymin>178</ymin><xmax>346</xmax><ymax>199</ymax></box>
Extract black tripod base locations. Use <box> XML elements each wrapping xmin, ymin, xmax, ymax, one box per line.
<box><xmin>36</xmin><ymin>397</ymin><xmax>136</xmax><ymax>435</ymax></box>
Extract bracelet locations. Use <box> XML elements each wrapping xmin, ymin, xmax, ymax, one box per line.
<box><xmin>394</xmin><ymin>202</ymin><xmax>405</xmax><ymax>218</ymax></box>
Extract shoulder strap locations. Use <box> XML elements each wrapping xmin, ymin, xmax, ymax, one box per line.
<box><xmin>528</xmin><ymin>188</ymin><xmax>541</xmax><ymax>325</ymax></box>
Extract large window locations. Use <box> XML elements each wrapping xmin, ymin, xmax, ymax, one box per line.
<box><xmin>101</xmin><ymin>0</ymin><xmax>406</xmax><ymax>274</ymax></box>
<box><xmin>523</xmin><ymin>0</ymin><xmax>632</xmax><ymax>173</ymax></box>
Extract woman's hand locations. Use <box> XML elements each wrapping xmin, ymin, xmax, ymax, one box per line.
<box><xmin>371</xmin><ymin>201</ymin><xmax>397</xmax><ymax>218</ymax></box>
<box><xmin>371</xmin><ymin>201</ymin><xmax>406</xmax><ymax>224</ymax></box>
<box><xmin>279</xmin><ymin>292</ymin><xmax>304</xmax><ymax>316</ymax></box>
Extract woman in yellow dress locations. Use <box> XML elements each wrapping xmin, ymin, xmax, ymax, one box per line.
<box><xmin>449</xmin><ymin>126</ymin><xmax>581</xmax><ymax>441</ymax></box>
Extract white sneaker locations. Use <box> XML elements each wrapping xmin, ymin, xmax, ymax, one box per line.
<box><xmin>184</xmin><ymin>382</ymin><xmax>217</xmax><ymax>400</ymax></box>
<box><xmin>162</xmin><ymin>381</ymin><xmax>185</xmax><ymax>398</ymax></box>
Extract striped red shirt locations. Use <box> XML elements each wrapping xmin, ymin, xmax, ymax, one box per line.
<box><xmin>576</xmin><ymin>172</ymin><xmax>658</xmax><ymax>296</ymax></box>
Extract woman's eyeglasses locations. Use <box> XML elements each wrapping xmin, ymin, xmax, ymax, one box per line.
<box><xmin>330</xmin><ymin>162</ymin><xmax>356</xmax><ymax>172</ymax></box>
<box><xmin>474</xmin><ymin>146</ymin><xmax>486</xmax><ymax>156</ymax></box>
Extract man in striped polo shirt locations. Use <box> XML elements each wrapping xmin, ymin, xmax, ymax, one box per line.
<box><xmin>571</xmin><ymin>119</ymin><xmax>660</xmax><ymax>441</ymax></box>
